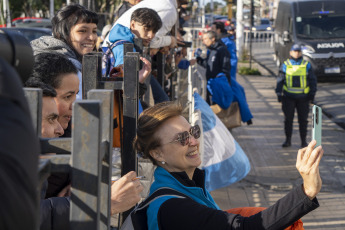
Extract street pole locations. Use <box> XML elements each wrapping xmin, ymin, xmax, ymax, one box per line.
<box><xmin>249</xmin><ymin>0</ymin><xmax>254</xmax><ymax>69</ymax></box>
<box><xmin>50</xmin><ymin>0</ymin><xmax>54</xmax><ymax>19</ymax></box>
<box><xmin>228</xmin><ymin>0</ymin><xmax>233</xmax><ymax>20</ymax></box>
<box><xmin>210</xmin><ymin>0</ymin><xmax>214</xmax><ymax>23</ymax></box>
<box><xmin>236</xmin><ymin>0</ymin><xmax>243</xmax><ymax>60</ymax></box>
<box><xmin>3</xmin><ymin>0</ymin><xmax>11</xmax><ymax>27</ymax></box>
<box><xmin>201</xmin><ymin>4</ymin><xmax>205</xmax><ymax>29</ymax></box>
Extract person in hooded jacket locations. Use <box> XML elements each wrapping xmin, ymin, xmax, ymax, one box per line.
<box><xmin>210</xmin><ymin>22</ymin><xmax>253</xmax><ymax>124</ymax></box>
<box><xmin>30</xmin><ymin>6</ymin><xmax>98</xmax><ymax>218</ymax></box>
<box><xmin>211</xmin><ymin>21</ymin><xmax>238</xmax><ymax>81</ymax></box>
<box><xmin>31</xmin><ymin>3</ymin><xmax>99</xmax><ymax>100</ymax></box>
<box><xmin>195</xmin><ymin>30</ymin><xmax>231</xmax><ymax>104</ymax></box>
<box><xmin>106</xmin><ymin>7</ymin><xmax>159</xmax><ymax>83</ymax></box>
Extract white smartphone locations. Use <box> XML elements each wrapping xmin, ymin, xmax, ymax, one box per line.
<box><xmin>312</xmin><ymin>105</ymin><xmax>322</xmax><ymax>148</ymax></box>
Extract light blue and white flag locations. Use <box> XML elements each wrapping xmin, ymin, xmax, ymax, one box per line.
<box><xmin>193</xmin><ymin>92</ymin><xmax>250</xmax><ymax>191</ymax></box>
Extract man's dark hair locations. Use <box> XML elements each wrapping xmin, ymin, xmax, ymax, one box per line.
<box><xmin>25</xmin><ymin>53</ymin><xmax>78</xmax><ymax>90</ymax></box>
<box><xmin>131</xmin><ymin>8</ymin><xmax>162</xmax><ymax>34</ymax></box>
<box><xmin>213</xmin><ymin>21</ymin><xmax>226</xmax><ymax>34</ymax></box>
<box><xmin>52</xmin><ymin>3</ymin><xmax>98</xmax><ymax>44</ymax></box>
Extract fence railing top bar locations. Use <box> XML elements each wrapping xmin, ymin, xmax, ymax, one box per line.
<box><xmin>40</xmin><ymin>138</ymin><xmax>72</xmax><ymax>155</ymax></box>
<box><xmin>40</xmin><ymin>154</ymin><xmax>71</xmax><ymax>173</ymax></box>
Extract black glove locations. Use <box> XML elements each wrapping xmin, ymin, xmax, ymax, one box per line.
<box><xmin>277</xmin><ymin>95</ymin><xmax>282</xmax><ymax>103</ymax></box>
<box><xmin>308</xmin><ymin>94</ymin><xmax>315</xmax><ymax>104</ymax></box>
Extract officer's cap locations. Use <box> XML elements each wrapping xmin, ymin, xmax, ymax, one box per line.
<box><xmin>290</xmin><ymin>44</ymin><xmax>302</xmax><ymax>51</ymax></box>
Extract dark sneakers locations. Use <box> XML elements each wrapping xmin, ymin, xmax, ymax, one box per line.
<box><xmin>282</xmin><ymin>140</ymin><xmax>307</xmax><ymax>148</ymax></box>
<box><xmin>282</xmin><ymin>140</ymin><xmax>291</xmax><ymax>147</ymax></box>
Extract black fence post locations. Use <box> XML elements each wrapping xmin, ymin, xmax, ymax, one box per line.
<box><xmin>82</xmin><ymin>53</ymin><xmax>102</xmax><ymax>99</ymax></box>
<box><xmin>122</xmin><ymin>53</ymin><xmax>138</xmax><ymax>176</ymax></box>
<box><xmin>123</xmin><ymin>43</ymin><xmax>134</xmax><ymax>57</ymax></box>
<box><xmin>156</xmin><ymin>52</ymin><xmax>165</xmax><ymax>89</ymax></box>
<box><xmin>142</xmin><ymin>47</ymin><xmax>152</xmax><ymax>104</ymax></box>
<box><xmin>119</xmin><ymin>52</ymin><xmax>139</xmax><ymax>224</ymax></box>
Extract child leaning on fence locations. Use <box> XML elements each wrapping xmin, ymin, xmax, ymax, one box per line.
<box><xmin>104</xmin><ymin>7</ymin><xmax>161</xmax><ymax>82</ymax></box>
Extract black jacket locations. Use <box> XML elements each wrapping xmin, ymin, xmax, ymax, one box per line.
<box><xmin>197</xmin><ymin>40</ymin><xmax>231</xmax><ymax>82</ymax></box>
<box><xmin>40</xmin><ymin>181</ymin><xmax>70</xmax><ymax>230</ymax></box>
<box><xmin>0</xmin><ymin>57</ymin><xmax>40</xmax><ymax>229</ymax></box>
<box><xmin>158</xmin><ymin>169</ymin><xmax>320</xmax><ymax>230</ymax></box>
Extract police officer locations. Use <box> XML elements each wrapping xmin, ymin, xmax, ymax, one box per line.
<box><xmin>276</xmin><ymin>44</ymin><xmax>317</xmax><ymax>148</ymax></box>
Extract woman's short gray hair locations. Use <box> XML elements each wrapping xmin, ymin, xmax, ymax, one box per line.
<box><xmin>205</xmin><ymin>30</ymin><xmax>217</xmax><ymax>40</ymax></box>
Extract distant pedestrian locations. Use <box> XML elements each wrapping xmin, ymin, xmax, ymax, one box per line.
<box><xmin>113</xmin><ymin>0</ymin><xmax>141</xmax><ymax>22</ymax></box>
<box><xmin>212</xmin><ymin>21</ymin><xmax>238</xmax><ymax>81</ymax></box>
<box><xmin>276</xmin><ymin>44</ymin><xmax>317</xmax><ymax>148</ymax></box>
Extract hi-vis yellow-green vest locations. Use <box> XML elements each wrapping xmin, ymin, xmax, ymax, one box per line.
<box><xmin>283</xmin><ymin>59</ymin><xmax>310</xmax><ymax>94</ymax></box>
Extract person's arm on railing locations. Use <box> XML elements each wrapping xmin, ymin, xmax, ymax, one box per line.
<box><xmin>110</xmin><ymin>171</ymin><xmax>144</xmax><ymax>214</ymax></box>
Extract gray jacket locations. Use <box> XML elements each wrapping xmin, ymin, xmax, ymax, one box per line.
<box><xmin>31</xmin><ymin>36</ymin><xmax>83</xmax><ymax>99</ymax></box>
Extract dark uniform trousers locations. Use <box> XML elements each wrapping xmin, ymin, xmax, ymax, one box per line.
<box><xmin>282</xmin><ymin>96</ymin><xmax>309</xmax><ymax>142</ymax></box>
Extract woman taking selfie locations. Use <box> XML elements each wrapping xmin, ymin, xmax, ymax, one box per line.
<box><xmin>134</xmin><ymin>101</ymin><xmax>323</xmax><ymax>230</ymax></box>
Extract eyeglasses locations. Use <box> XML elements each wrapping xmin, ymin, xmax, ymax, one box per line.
<box><xmin>164</xmin><ymin>125</ymin><xmax>201</xmax><ymax>146</ymax></box>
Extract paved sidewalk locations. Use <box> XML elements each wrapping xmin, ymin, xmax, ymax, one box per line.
<box><xmin>211</xmin><ymin>74</ymin><xmax>345</xmax><ymax>229</ymax></box>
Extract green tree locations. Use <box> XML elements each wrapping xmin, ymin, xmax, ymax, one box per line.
<box><xmin>6</xmin><ymin>0</ymin><xmax>122</xmax><ymax>26</ymax></box>
<box><xmin>205</xmin><ymin>1</ymin><xmax>225</xmax><ymax>14</ymax></box>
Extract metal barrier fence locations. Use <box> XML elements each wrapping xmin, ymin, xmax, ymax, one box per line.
<box><xmin>243</xmin><ymin>30</ymin><xmax>274</xmax><ymax>50</ymax></box>
<box><xmin>27</xmin><ymin>34</ymin><xmax>207</xmax><ymax>229</ymax></box>
<box><xmin>25</xmin><ymin>88</ymin><xmax>114</xmax><ymax>230</ymax></box>
<box><xmin>26</xmin><ymin>42</ymin><xmax>144</xmax><ymax>229</ymax></box>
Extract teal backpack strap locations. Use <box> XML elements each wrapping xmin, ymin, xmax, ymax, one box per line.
<box><xmin>120</xmin><ymin>187</ymin><xmax>190</xmax><ymax>230</ymax></box>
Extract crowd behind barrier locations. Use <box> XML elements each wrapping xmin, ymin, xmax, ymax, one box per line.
<box><xmin>21</xmin><ymin>39</ymin><xmax>144</xmax><ymax>228</ymax></box>
<box><xmin>25</xmin><ymin>87</ymin><xmax>114</xmax><ymax>230</ymax></box>
<box><xmin>24</xmin><ymin>36</ymin><xmax>200</xmax><ymax>230</ymax></box>
<box><xmin>2</xmin><ymin>1</ymin><xmax>273</xmax><ymax>229</ymax></box>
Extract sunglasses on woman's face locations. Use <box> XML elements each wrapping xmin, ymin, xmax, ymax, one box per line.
<box><xmin>166</xmin><ymin>125</ymin><xmax>201</xmax><ymax>146</ymax></box>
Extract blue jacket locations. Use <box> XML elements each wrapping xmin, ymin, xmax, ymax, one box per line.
<box><xmin>147</xmin><ymin>167</ymin><xmax>219</xmax><ymax>230</ymax></box>
<box><xmin>209</xmin><ymin>73</ymin><xmax>253</xmax><ymax>123</ymax></box>
<box><xmin>108</xmin><ymin>24</ymin><xmax>136</xmax><ymax>67</ymax></box>
<box><xmin>230</xmin><ymin>77</ymin><xmax>253</xmax><ymax>123</ymax></box>
<box><xmin>276</xmin><ymin>57</ymin><xmax>317</xmax><ymax>99</ymax></box>
<box><xmin>207</xmin><ymin>74</ymin><xmax>233</xmax><ymax>109</ymax></box>
<box><xmin>220</xmin><ymin>35</ymin><xmax>237</xmax><ymax>66</ymax></box>
<box><xmin>221</xmin><ymin>35</ymin><xmax>238</xmax><ymax>80</ymax></box>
